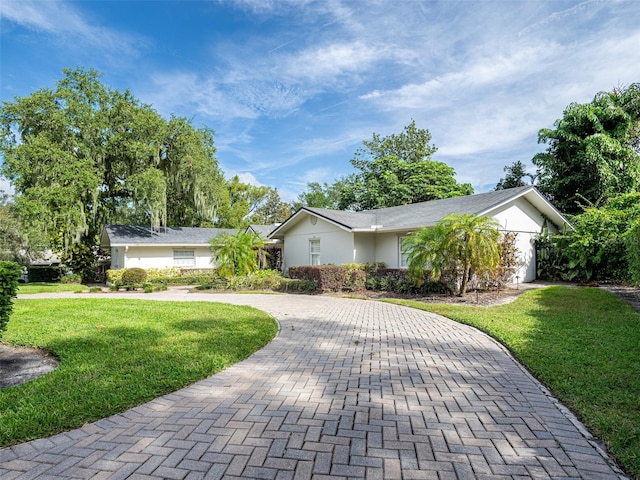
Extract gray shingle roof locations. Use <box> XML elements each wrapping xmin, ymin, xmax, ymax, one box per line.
<box><xmin>369</xmin><ymin>186</ymin><xmax>535</xmax><ymax>228</ymax></box>
<box><xmin>102</xmin><ymin>225</ymin><xmax>238</xmax><ymax>246</ymax></box>
<box><xmin>271</xmin><ymin>186</ymin><xmax>570</xmax><ymax>236</ymax></box>
<box><xmin>247</xmin><ymin>224</ymin><xmax>280</xmax><ymax>238</ymax></box>
<box><xmin>303</xmin><ymin>208</ymin><xmax>378</xmax><ymax>229</ymax></box>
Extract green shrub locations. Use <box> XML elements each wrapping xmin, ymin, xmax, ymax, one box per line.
<box><xmin>275</xmin><ymin>277</ymin><xmax>317</xmax><ymax>292</ymax></box>
<box><xmin>344</xmin><ymin>269</ymin><xmax>366</xmax><ymax>291</ymax></box>
<box><xmin>194</xmin><ymin>276</ymin><xmax>229</xmax><ymax>290</ymax></box>
<box><xmin>365</xmin><ymin>268</ymin><xmax>450</xmax><ymax>295</ymax></box>
<box><xmin>342</xmin><ymin>262</ymin><xmax>385</xmax><ymax>278</ymax></box>
<box><xmin>60</xmin><ymin>273</ymin><xmax>83</xmax><ymax>284</ymax></box>
<box><xmin>107</xmin><ymin>267</ymin><xmax>220</xmax><ymax>287</ymax></box>
<box><xmin>625</xmin><ymin>219</ymin><xmax>640</xmax><ymax>285</ymax></box>
<box><xmin>106</xmin><ymin>269</ymin><xmax>124</xmax><ymax>286</ymax></box>
<box><xmin>89</xmin><ymin>286</ymin><xmax>102</xmax><ymax>293</ymax></box>
<box><xmin>287</xmin><ymin>265</ymin><xmax>345</xmax><ymax>291</ymax></box>
<box><xmin>145</xmin><ymin>267</ymin><xmax>182</xmax><ymax>283</ymax></box>
<box><xmin>121</xmin><ymin>268</ymin><xmax>148</xmax><ymax>289</ymax></box>
<box><xmin>0</xmin><ymin>261</ymin><xmax>22</xmax><ymax>339</ymax></box>
<box><xmin>227</xmin><ymin>270</ymin><xmax>283</xmax><ymax>290</ymax></box>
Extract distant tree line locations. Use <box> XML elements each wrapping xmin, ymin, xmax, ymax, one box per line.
<box><xmin>2</xmin><ymin>67</ymin><xmax>639</xmax><ymax>284</ymax></box>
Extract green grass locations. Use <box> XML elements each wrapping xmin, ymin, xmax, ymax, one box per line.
<box><xmin>0</xmin><ymin>298</ymin><xmax>277</xmax><ymax>447</ymax></box>
<box><xmin>385</xmin><ymin>286</ymin><xmax>640</xmax><ymax>479</ymax></box>
<box><xmin>18</xmin><ymin>282</ymin><xmax>89</xmax><ymax>294</ymax></box>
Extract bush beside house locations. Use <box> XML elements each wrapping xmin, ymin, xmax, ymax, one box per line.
<box><xmin>0</xmin><ymin>261</ymin><xmax>22</xmax><ymax>339</ymax></box>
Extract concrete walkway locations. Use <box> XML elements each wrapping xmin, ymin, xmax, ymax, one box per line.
<box><xmin>0</xmin><ymin>291</ymin><xmax>627</xmax><ymax>479</ymax></box>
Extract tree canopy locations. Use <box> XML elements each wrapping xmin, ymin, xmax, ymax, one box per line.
<box><xmin>305</xmin><ymin>120</ymin><xmax>473</xmax><ymax>211</ymax></box>
<box><xmin>295</xmin><ymin>181</ymin><xmax>343</xmax><ymax>210</ymax></box>
<box><xmin>0</xmin><ymin>68</ymin><xmax>228</xmax><ymax>256</ymax></box>
<box><xmin>533</xmin><ymin>84</ymin><xmax>640</xmax><ymax>214</ymax></box>
<box><xmin>495</xmin><ymin>160</ymin><xmax>536</xmax><ymax>190</ymax></box>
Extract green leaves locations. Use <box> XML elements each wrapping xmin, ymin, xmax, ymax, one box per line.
<box><xmin>210</xmin><ymin>232</ymin><xmax>266</xmax><ymax>277</ymax></box>
<box><xmin>338</xmin><ymin>121</ymin><xmax>473</xmax><ymax>211</ymax></box>
<box><xmin>0</xmin><ymin>68</ymin><xmax>228</xmax><ymax>269</ymax></box>
<box><xmin>0</xmin><ymin>261</ymin><xmax>22</xmax><ymax>339</ymax></box>
<box><xmin>405</xmin><ymin>214</ymin><xmax>501</xmax><ymax>296</ymax></box>
<box><xmin>533</xmin><ymin>84</ymin><xmax>640</xmax><ymax>214</ymax></box>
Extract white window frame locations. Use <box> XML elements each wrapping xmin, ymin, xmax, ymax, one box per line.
<box><xmin>173</xmin><ymin>249</ymin><xmax>195</xmax><ymax>267</ymax></box>
<box><xmin>399</xmin><ymin>236</ymin><xmax>411</xmax><ymax>268</ymax></box>
<box><xmin>309</xmin><ymin>239</ymin><xmax>321</xmax><ymax>265</ymax></box>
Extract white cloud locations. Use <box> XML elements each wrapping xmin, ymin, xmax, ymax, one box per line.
<box><xmin>0</xmin><ymin>177</ymin><xmax>14</xmax><ymax>196</ymax></box>
<box><xmin>238</xmin><ymin>172</ymin><xmax>263</xmax><ymax>186</ymax></box>
<box><xmin>517</xmin><ymin>0</ymin><xmax>603</xmax><ymax>38</ymax></box>
<box><xmin>282</xmin><ymin>42</ymin><xmax>386</xmax><ymax>82</ymax></box>
<box><xmin>142</xmin><ymin>73</ymin><xmax>258</xmax><ymax>120</ymax></box>
<box><xmin>1</xmin><ymin>0</ymin><xmax>144</xmax><ymax>56</ymax></box>
<box><xmin>359</xmin><ymin>43</ymin><xmax>558</xmax><ymax>110</ymax></box>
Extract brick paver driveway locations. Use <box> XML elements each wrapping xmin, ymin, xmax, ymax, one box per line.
<box><xmin>0</xmin><ymin>291</ymin><xmax>626</xmax><ymax>479</ymax></box>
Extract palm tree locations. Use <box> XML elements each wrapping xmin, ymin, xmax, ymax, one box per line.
<box><xmin>209</xmin><ymin>232</ymin><xmax>266</xmax><ymax>277</ymax></box>
<box><xmin>405</xmin><ymin>213</ymin><xmax>501</xmax><ymax>296</ymax></box>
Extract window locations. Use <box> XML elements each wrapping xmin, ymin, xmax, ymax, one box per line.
<box><xmin>173</xmin><ymin>249</ymin><xmax>195</xmax><ymax>267</ymax></box>
<box><xmin>399</xmin><ymin>236</ymin><xmax>410</xmax><ymax>268</ymax></box>
<box><xmin>309</xmin><ymin>239</ymin><xmax>321</xmax><ymax>265</ymax></box>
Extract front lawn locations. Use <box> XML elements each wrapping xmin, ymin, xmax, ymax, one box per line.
<box><xmin>386</xmin><ymin>286</ymin><xmax>640</xmax><ymax>479</ymax></box>
<box><xmin>0</xmin><ymin>298</ymin><xmax>277</xmax><ymax>447</ymax></box>
<box><xmin>18</xmin><ymin>282</ymin><xmax>89</xmax><ymax>294</ymax></box>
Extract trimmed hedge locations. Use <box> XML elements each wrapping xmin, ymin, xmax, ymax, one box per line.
<box><xmin>0</xmin><ymin>261</ymin><xmax>22</xmax><ymax>339</ymax></box>
<box><xmin>121</xmin><ymin>268</ymin><xmax>148</xmax><ymax>289</ymax></box>
<box><xmin>287</xmin><ymin>264</ymin><xmax>375</xmax><ymax>292</ymax></box>
<box><xmin>288</xmin><ymin>265</ymin><xmax>346</xmax><ymax>291</ymax></box>
<box><xmin>106</xmin><ymin>268</ymin><xmax>215</xmax><ymax>287</ymax></box>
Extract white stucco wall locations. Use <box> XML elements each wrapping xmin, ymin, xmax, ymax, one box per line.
<box><xmin>491</xmin><ymin>198</ymin><xmax>552</xmax><ymax>282</ymax></box>
<box><xmin>118</xmin><ymin>246</ymin><xmax>213</xmax><ymax>270</ymax></box>
<box><xmin>353</xmin><ymin>233</ymin><xmax>376</xmax><ymax>264</ymax></box>
<box><xmin>110</xmin><ymin>248</ymin><xmax>125</xmax><ymax>270</ymax></box>
<box><xmin>374</xmin><ymin>231</ymin><xmax>413</xmax><ymax>268</ymax></box>
<box><xmin>282</xmin><ymin>217</ymin><xmax>355</xmax><ymax>269</ymax></box>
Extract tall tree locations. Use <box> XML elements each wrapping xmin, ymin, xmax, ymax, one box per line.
<box><xmin>0</xmin><ymin>68</ymin><xmax>227</xmax><ymax>264</ymax></box>
<box><xmin>0</xmin><ymin>193</ymin><xmax>24</xmax><ymax>262</ymax></box>
<box><xmin>295</xmin><ymin>181</ymin><xmax>343</xmax><ymax>210</ymax></box>
<box><xmin>533</xmin><ymin>84</ymin><xmax>640</xmax><ymax>214</ymax></box>
<box><xmin>0</xmin><ymin>192</ymin><xmax>49</xmax><ymax>264</ymax></box>
<box><xmin>405</xmin><ymin>214</ymin><xmax>501</xmax><ymax>296</ymax></box>
<box><xmin>495</xmin><ymin>161</ymin><xmax>536</xmax><ymax>190</ymax></box>
<box><xmin>248</xmin><ymin>188</ymin><xmax>292</xmax><ymax>224</ymax></box>
<box><xmin>339</xmin><ymin>120</ymin><xmax>472</xmax><ymax>211</ymax></box>
<box><xmin>215</xmin><ymin>176</ymin><xmax>270</xmax><ymax>228</ymax></box>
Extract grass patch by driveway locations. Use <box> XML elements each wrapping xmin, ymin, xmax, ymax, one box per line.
<box><xmin>385</xmin><ymin>286</ymin><xmax>640</xmax><ymax>479</ymax></box>
<box><xmin>0</xmin><ymin>298</ymin><xmax>277</xmax><ymax>447</ymax></box>
<box><xmin>18</xmin><ymin>282</ymin><xmax>89</xmax><ymax>294</ymax></box>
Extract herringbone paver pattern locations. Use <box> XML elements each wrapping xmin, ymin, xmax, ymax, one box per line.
<box><xmin>1</xmin><ymin>291</ymin><xmax>627</xmax><ymax>479</ymax></box>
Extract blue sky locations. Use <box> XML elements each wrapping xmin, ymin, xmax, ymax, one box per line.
<box><xmin>2</xmin><ymin>0</ymin><xmax>639</xmax><ymax>201</ymax></box>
